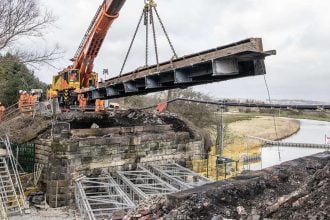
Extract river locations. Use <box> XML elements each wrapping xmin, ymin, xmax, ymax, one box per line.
<box><xmin>247</xmin><ymin>119</ymin><xmax>330</xmax><ymax>171</ymax></box>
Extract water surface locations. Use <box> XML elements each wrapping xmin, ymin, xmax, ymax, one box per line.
<box><xmin>247</xmin><ymin>119</ymin><xmax>330</xmax><ymax>170</ymax></box>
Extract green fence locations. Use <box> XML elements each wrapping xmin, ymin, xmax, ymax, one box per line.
<box><xmin>12</xmin><ymin>143</ymin><xmax>35</xmax><ymax>173</ymax></box>
<box><xmin>0</xmin><ymin>142</ymin><xmax>35</xmax><ymax>173</ymax></box>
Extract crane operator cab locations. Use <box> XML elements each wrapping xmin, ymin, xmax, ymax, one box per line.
<box><xmin>48</xmin><ymin>68</ymin><xmax>98</xmax><ymax>107</ymax></box>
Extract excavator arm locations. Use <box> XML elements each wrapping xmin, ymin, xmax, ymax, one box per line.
<box><xmin>73</xmin><ymin>0</ymin><xmax>127</xmax><ymax>88</ymax></box>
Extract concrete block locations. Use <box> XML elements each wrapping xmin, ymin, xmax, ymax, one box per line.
<box><xmin>121</xmin><ymin>127</ymin><xmax>134</xmax><ymax>133</ymax></box>
<box><xmin>155</xmin><ymin>124</ymin><xmax>172</xmax><ymax>131</ymax></box>
<box><xmin>106</xmin><ymin>137</ymin><xmax>129</xmax><ymax>145</ymax></box>
<box><xmin>130</xmin><ymin>136</ymin><xmax>141</xmax><ymax>145</ymax></box>
<box><xmin>175</xmin><ymin>132</ymin><xmax>191</xmax><ymax>144</ymax></box>
<box><xmin>134</xmin><ymin>126</ymin><xmax>144</xmax><ymax>133</ymax></box>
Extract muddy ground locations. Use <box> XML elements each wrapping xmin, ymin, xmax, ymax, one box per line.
<box><xmin>128</xmin><ymin>152</ymin><xmax>330</xmax><ymax>220</ymax></box>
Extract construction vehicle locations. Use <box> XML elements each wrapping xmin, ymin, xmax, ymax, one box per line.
<box><xmin>48</xmin><ymin>0</ymin><xmax>127</xmax><ymax>108</ymax></box>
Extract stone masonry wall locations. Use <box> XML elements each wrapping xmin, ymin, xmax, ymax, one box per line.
<box><xmin>34</xmin><ymin>124</ymin><xmax>204</xmax><ymax>207</ymax></box>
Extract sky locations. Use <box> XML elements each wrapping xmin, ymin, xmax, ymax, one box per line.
<box><xmin>29</xmin><ymin>0</ymin><xmax>330</xmax><ymax>103</ymax></box>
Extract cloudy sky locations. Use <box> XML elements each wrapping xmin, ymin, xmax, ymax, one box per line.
<box><xmin>33</xmin><ymin>0</ymin><xmax>330</xmax><ymax>102</ymax></box>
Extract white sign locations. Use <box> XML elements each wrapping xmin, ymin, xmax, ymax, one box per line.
<box><xmin>326</xmin><ymin>135</ymin><xmax>330</xmax><ymax>145</ymax></box>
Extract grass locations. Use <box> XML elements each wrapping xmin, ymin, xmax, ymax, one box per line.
<box><xmin>234</xmin><ymin>109</ymin><xmax>330</xmax><ymax>122</ymax></box>
<box><xmin>206</xmin><ymin>115</ymin><xmax>300</xmax><ymax>160</ymax></box>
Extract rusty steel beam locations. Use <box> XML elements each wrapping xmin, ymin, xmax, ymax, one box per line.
<box><xmin>84</xmin><ymin>38</ymin><xmax>275</xmax><ymax>100</ymax></box>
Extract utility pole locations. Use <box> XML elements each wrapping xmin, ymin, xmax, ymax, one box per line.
<box><xmin>216</xmin><ymin>101</ymin><xmax>225</xmax><ymax>156</ymax></box>
<box><xmin>220</xmin><ymin>101</ymin><xmax>225</xmax><ymax>156</ymax></box>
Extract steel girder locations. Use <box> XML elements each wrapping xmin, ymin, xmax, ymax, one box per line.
<box><xmin>83</xmin><ymin>38</ymin><xmax>275</xmax><ymax>100</ymax></box>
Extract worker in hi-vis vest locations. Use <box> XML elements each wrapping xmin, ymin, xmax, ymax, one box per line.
<box><xmin>0</xmin><ymin>102</ymin><xmax>5</xmax><ymax>122</ymax></box>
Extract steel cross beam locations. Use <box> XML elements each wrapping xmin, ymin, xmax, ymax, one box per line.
<box><xmin>84</xmin><ymin>38</ymin><xmax>275</xmax><ymax>100</ymax></box>
<box><xmin>147</xmin><ymin>163</ymin><xmax>211</xmax><ymax>190</ymax></box>
<box><xmin>114</xmin><ymin>165</ymin><xmax>178</xmax><ymax>203</ymax></box>
<box><xmin>75</xmin><ymin>176</ymin><xmax>135</xmax><ymax>220</ymax></box>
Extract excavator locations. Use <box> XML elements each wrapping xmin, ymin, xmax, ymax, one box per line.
<box><xmin>48</xmin><ymin>0</ymin><xmax>127</xmax><ymax>108</ymax></box>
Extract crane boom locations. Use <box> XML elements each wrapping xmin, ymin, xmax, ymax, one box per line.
<box><xmin>73</xmin><ymin>0</ymin><xmax>126</xmax><ymax>88</ymax></box>
<box><xmin>48</xmin><ymin>0</ymin><xmax>126</xmax><ymax>107</ymax></box>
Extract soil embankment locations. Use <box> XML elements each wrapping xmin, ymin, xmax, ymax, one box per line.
<box><xmin>0</xmin><ymin>115</ymin><xmax>52</xmax><ymax>143</ymax></box>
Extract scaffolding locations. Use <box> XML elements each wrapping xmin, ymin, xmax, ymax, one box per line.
<box><xmin>147</xmin><ymin>163</ymin><xmax>211</xmax><ymax>190</ymax></box>
<box><xmin>75</xmin><ymin>163</ymin><xmax>211</xmax><ymax>219</ymax></box>
<box><xmin>0</xmin><ymin>135</ymin><xmax>27</xmax><ymax>218</ymax></box>
<box><xmin>114</xmin><ymin>165</ymin><xmax>178</xmax><ymax>203</ymax></box>
<box><xmin>75</xmin><ymin>175</ymin><xmax>135</xmax><ymax>220</ymax></box>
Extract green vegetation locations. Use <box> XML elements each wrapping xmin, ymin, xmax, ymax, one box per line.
<box><xmin>278</xmin><ymin>111</ymin><xmax>330</xmax><ymax>122</ymax></box>
<box><xmin>0</xmin><ymin>54</ymin><xmax>47</xmax><ymax>106</ymax></box>
<box><xmin>167</xmin><ymin>88</ymin><xmax>216</xmax><ymax>128</ymax></box>
<box><xmin>222</xmin><ymin>114</ymin><xmax>254</xmax><ymax>124</ymax></box>
<box><xmin>122</xmin><ymin>88</ymin><xmax>217</xmax><ymax>129</ymax></box>
<box><xmin>237</xmin><ymin>108</ymin><xmax>330</xmax><ymax>122</ymax></box>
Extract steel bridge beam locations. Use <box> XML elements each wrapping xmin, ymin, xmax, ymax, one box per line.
<box><xmin>84</xmin><ymin>38</ymin><xmax>275</xmax><ymax>100</ymax></box>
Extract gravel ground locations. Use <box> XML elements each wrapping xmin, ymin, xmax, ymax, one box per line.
<box><xmin>9</xmin><ymin>207</ymin><xmax>77</xmax><ymax>220</ymax></box>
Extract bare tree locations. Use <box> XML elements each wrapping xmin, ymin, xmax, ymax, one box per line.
<box><xmin>0</xmin><ymin>0</ymin><xmax>61</xmax><ymax>66</ymax></box>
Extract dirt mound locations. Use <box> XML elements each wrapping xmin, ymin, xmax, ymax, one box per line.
<box><xmin>0</xmin><ymin>114</ymin><xmax>52</xmax><ymax>143</ymax></box>
<box><xmin>128</xmin><ymin>152</ymin><xmax>330</xmax><ymax>220</ymax></box>
<box><xmin>0</xmin><ymin>110</ymin><xmax>202</xmax><ymax>143</ymax></box>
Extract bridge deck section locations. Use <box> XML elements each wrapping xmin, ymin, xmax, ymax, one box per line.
<box><xmin>84</xmin><ymin>38</ymin><xmax>275</xmax><ymax>100</ymax></box>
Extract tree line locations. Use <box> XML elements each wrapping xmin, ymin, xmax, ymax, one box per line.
<box><xmin>0</xmin><ymin>0</ymin><xmax>60</xmax><ymax>106</ymax></box>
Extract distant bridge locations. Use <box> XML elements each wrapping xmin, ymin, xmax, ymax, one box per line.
<box><xmin>247</xmin><ymin>136</ymin><xmax>330</xmax><ymax>149</ymax></box>
<box><xmin>138</xmin><ymin>98</ymin><xmax>330</xmax><ymax>111</ymax></box>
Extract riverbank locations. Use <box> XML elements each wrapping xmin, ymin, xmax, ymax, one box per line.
<box><xmin>239</xmin><ymin>110</ymin><xmax>330</xmax><ymax>122</ymax></box>
<box><xmin>223</xmin><ymin>116</ymin><xmax>300</xmax><ymax>160</ymax></box>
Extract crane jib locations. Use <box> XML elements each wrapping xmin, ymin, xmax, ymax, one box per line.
<box><xmin>107</xmin><ymin>0</ymin><xmax>127</xmax><ymax>15</ymax></box>
<box><xmin>48</xmin><ymin>0</ymin><xmax>128</xmax><ymax>105</ymax></box>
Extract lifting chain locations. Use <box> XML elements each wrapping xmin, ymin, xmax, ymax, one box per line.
<box><xmin>119</xmin><ymin>9</ymin><xmax>144</xmax><ymax>76</ymax></box>
<box><xmin>149</xmin><ymin>3</ymin><xmax>160</xmax><ymax>69</ymax></box>
<box><xmin>119</xmin><ymin>0</ymin><xmax>178</xmax><ymax>76</ymax></box>
<box><xmin>154</xmin><ymin>7</ymin><xmax>178</xmax><ymax>59</ymax></box>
